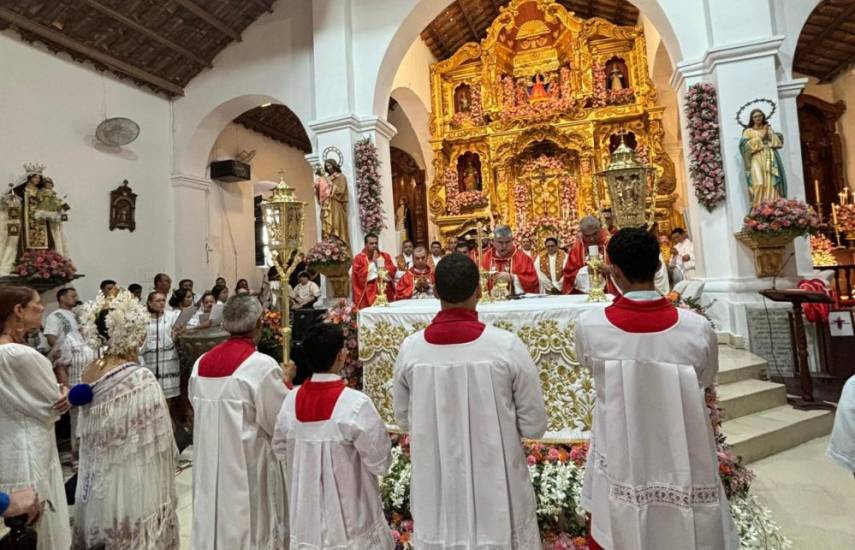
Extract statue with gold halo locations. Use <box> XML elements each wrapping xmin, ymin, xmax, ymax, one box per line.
<box><xmin>738</xmin><ymin>105</ymin><xmax>787</xmax><ymax>206</ymax></box>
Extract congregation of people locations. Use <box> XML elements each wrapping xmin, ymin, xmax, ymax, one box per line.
<box><xmin>1</xmin><ymin>217</ymin><xmax>852</xmax><ymax>550</ymax></box>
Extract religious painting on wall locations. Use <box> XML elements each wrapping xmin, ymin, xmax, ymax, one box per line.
<box><xmin>457</xmin><ymin>153</ymin><xmax>482</xmax><ymax>193</ymax></box>
<box><xmin>110</xmin><ymin>179</ymin><xmax>137</xmax><ymax>232</ymax></box>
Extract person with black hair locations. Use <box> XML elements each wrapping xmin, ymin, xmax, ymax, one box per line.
<box><xmin>669</xmin><ymin>227</ymin><xmax>696</xmax><ymax>283</ymax></box>
<box><xmin>351</xmin><ymin>233</ymin><xmax>397</xmax><ymax>309</ymax></box>
<box><xmin>153</xmin><ymin>273</ymin><xmax>172</xmax><ymax>304</ymax></box>
<box><xmin>453</xmin><ymin>239</ymin><xmax>471</xmax><ymax>256</ymax></box>
<box><xmin>576</xmin><ymin>228</ymin><xmax>737</xmax><ymax>550</ymax></box>
<box><xmin>272</xmin><ymin>322</ymin><xmax>393</xmax><ymax>549</ymax></box>
<box><xmin>290</xmin><ymin>271</ymin><xmax>320</xmax><ymax>309</ymax></box>
<box><xmin>44</xmin><ymin>287</ymin><xmax>78</xmax><ymax>351</ymax></box>
<box><xmin>127</xmin><ymin>283</ymin><xmax>143</xmax><ymax>301</ymax></box>
<box><xmin>99</xmin><ymin>279</ymin><xmax>117</xmax><ymax>298</ymax></box>
<box><xmin>535</xmin><ymin>237</ymin><xmax>566</xmax><ymax>294</ymax></box>
<box><xmin>392</xmin><ymin>253</ymin><xmax>546</xmax><ymax>549</ymax></box>
<box><xmin>428</xmin><ymin>240</ymin><xmax>445</xmax><ymax>269</ymax></box>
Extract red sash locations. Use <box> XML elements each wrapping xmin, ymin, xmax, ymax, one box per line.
<box><xmin>604</xmin><ymin>296</ymin><xmax>679</xmax><ymax>333</ymax></box>
<box><xmin>424</xmin><ymin>308</ymin><xmax>485</xmax><ymax>345</ymax></box>
<box><xmin>198</xmin><ymin>337</ymin><xmax>256</xmax><ymax>378</ymax></box>
<box><xmin>295</xmin><ymin>378</ymin><xmax>347</xmax><ymax>422</ymax></box>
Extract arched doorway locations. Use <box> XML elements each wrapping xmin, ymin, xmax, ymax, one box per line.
<box><xmin>391</xmin><ymin>147</ymin><xmax>429</xmax><ymax>246</ymax></box>
<box><xmin>797</xmin><ymin>94</ymin><xmax>846</xmax><ymax>214</ymax></box>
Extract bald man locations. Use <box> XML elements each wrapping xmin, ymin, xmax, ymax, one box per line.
<box><xmin>563</xmin><ymin>216</ymin><xmax>612</xmax><ymax>294</ymax></box>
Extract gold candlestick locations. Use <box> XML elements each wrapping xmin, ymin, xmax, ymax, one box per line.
<box><xmin>475</xmin><ymin>220</ymin><xmax>493</xmax><ymax>304</ymax></box>
<box><xmin>374</xmin><ymin>260</ymin><xmax>389</xmax><ymax>307</ymax></box>
<box><xmin>586</xmin><ymin>247</ymin><xmax>607</xmax><ymax>303</ymax></box>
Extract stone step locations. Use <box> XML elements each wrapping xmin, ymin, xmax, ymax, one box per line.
<box><xmin>716</xmin><ymin>346</ymin><xmax>767</xmax><ymax>385</ymax></box>
<box><xmin>717</xmin><ymin>379</ymin><xmax>788</xmax><ymax>420</ymax></box>
<box><xmin>721</xmin><ymin>406</ymin><xmax>835</xmax><ymax>464</ymax></box>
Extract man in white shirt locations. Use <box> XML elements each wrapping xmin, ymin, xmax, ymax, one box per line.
<box><xmin>273</xmin><ymin>323</ymin><xmax>393</xmax><ymax>549</ymax></box>
<box><xmin>535</xmin><ymin>237</ymin><xmax>566</xmax><ymax>294</ymax></box>
<box><xmin>189</xmin><ymin>295</ymin><xmax>293</xmax><ymax>549</ymax></box>
<box><xmin>44</xmin><ymin>287</ymin><xmax>80</xmax><ymax>384</ymax></box>
<box><xmin>669</xmin><ymin>227</ymin><xmax>696</xmax><ymax>283</ymax></box>
<box><xmin>428</xmin><ymin>240</ymin><xmax>445</xmax><ymax>269</ymax></box>
<box><xmin>576</xmin><ymin>228</ymin><xmax>738</xmax><ymax>550</ymax></box>
<box><xmin>290</xmin><ymin>271</ymin><xmax>320</xmax><ymax>309</ymax></box>
<box><xmin>393</xmin><ymin>253</ymin><xmax>547</xmax><ymax>549</ymax></box>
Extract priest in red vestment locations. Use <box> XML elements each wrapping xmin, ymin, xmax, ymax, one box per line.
<box><xmin>396</xmin><ymin>246</ymin><xmax>435</xmax><ymax>300</ymax></box>
<box><xmin>480</xmin><ymin>224</ymin><xmax>540</xmax><ymax>294</ymax></box>
<box><xmin>351</xmin><ymin>233</ymin><xmax>397</xmax><ymax>309</ymax></box>
<box><xmin>563</xmin><ymin>216</ymin><xmax>612</xmax><ymax>294</ymax></box>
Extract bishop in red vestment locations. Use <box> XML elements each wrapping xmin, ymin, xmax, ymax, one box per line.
<box><xmin>351</xmin><ymin>233</ymin><xmax>397</xmax><ymax>309</ymax></box>
<box><xmin>396</xmin><ymin>246</ymin><xmax>435</xmax><ymax>300</ymax></box>
<box><xmin>563</xmin><ymin>216</ymin><xmax>612</xmax><ymax>294</ymax></box>
<box><xmin>480</xmin><ymin>225</ymin><xmax>540</xmax><ymax>294</ymax></box>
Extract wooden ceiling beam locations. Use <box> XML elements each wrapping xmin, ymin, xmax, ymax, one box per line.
<box><xmin>0</xmin><ymin>6</ymin><xmax>183</xmax><ymax>95</ymax></box>
<box><xmin>83</xmin><ymin>0</ymin><xmax>211</xmax><ymax>68</ymax></box>
<box><xmin>456</xmin><ymin>1</ymin><xmax>480</xmax><ymax>42</ymax></box>
<box><xmin>235</xmin><ymin>115</ymin><xmax>309</xmax><ymax>152</ymax></box>
<box><xmin>173</xmin><ymin>0</ymin><xmax>241</xmax><ymax>41</ymax></box>
<box><xmin>799</xmin><ymin>3</ymin><xmax>855</xmax><ymax>57</ymax></box>
<box><xmin>820</xmin><ymin>45</ymin><xmax>855</xmax><ymax>82</ymax></box>
<box><xmin>427</xmin><ymin>25</ymin><xmax>451</xmax><ymax>58</ymax></box>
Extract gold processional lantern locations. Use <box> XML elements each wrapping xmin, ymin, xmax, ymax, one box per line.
<box><xmin>261</xmin><ymin>172</ymin><xmax>305</xmax><ymax>369</ymax></box>
<box><xmin>594</xmin><ymin>137</ymin><xmax>660</xmax><ymax>230</ymax></box>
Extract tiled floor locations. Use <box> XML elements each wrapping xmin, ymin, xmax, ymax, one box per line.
<box><xmin>169</xmin><ymin>438</ymin><xmax>855</xmax><ymax>549</ymax></box>
<box><xmin>750</xmin><ymin>436</ymin><xmax>855</xmax><ymax>550</ymax></box>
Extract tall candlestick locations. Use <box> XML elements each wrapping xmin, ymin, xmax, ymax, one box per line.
<box><xmin>814</xmin><ymin>180</ymin><xmax>821</xmax><ymax>205</ymax></box>
<box><xmin>832</xmin><ymin>203</ymin><xmax>839</xmax><ymax>227</ymax></box>
<box><xmin>840</xmin><ymin>191</ymin><xmax>847</xmax><ymax>206</ymax></box>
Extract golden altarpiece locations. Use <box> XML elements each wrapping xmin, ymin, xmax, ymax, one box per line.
<box><xmin>428</xmin><ymin>0</ymin><xmax>681</xmax><ymax>250</ymax></box>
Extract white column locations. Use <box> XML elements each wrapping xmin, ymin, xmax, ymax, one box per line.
<box><xmin>170</xmin><ymin>174</ymin><xmax>214</xmax><ymax>289</ymax></box>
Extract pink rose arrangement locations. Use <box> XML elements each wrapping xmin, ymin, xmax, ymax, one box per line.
<box><xmin>354</xmin><ymin>137</ymin><xmax>386</xmax><ymax>235</ymax></box>
<box><xmin>322</xmin><ymin>299</ymin><xmax>361</xmax><ymax>388</ymax></box>
<box><xmin>14</xmin><ymin>250</ymin><xmax>77</xmax><ymax>282</ymax></box>
<box><xmin>516</xmin><ymin>216</ymin><xmax>578</xmax><ymax>251</ymax></box>
<box><xmin>305</xmin><ymin>236</ymin><xmax>351</xmax><ymax>267</ymax></box>
<box><xmin>685</xmin><ymin>83</ymin><xmax>726</xmax><ymax>210</ymax></box>
<box><xmin>741</xmin><ymin>198</ymin><xmax>820</xmax><ymax>237</ymax></box>
<box><xmin>499</xmin><ymin>72</ymin><xmax>577</xmax><ymax>124</ymax></box>
<box><xmin>836</xmin><ymin>203</ymin><xmax>855</xmax><ymax>232</ymax></box>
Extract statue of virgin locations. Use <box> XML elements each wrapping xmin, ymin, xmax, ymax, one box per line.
<box><xmin>739</xmin><ymin>109</ymin><xmax>787</xmax><ymax>206</ymax></box>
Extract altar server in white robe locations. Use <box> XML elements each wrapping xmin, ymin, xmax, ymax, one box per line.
<box><xmin>273</xmin><ymin>322</ymin><xmax>393</xmax><ymax>549</ymax></box>
<box><xmin>393</xmin><ymin>253</ymin><xmax>547</xmax><ymax>550</ymax></box>
<box><xmin>189</xmin><ymin>294</ymin><xmax>293</xmax><ymax>550</ymax></box>
<box><xmin>827</xmin><ymin>374</ymin><xmax>855</xmax><ymax>474</ymax></box>
<box><xmin>575</xmin><ymin>228</ymin><xmax>738</xmax><ymax>550</ymax></box>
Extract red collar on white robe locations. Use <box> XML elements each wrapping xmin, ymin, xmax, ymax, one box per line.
<box><xmin>295</xmin><ymin>373</ymin><xmax>347</xmax><ymax>422</ymax></box>
<box><xmin>198</xmin><ymin>336</ymin><xmax>256</xmax><ymax>378</ymax></box>
<box><xmin>605</xmin><ymin>296</ymin><xmax>678</xmax><ymax>333</ymax></box>
<box><xmin>424</xmin><ymin>308</ymin><xmax>485</xmax><ymax>344</ymax></box>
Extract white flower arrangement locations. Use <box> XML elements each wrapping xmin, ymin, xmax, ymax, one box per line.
<box><xmin>730</xmin><ymin>494</ymin><xmax>792</xmax><ymax>549</ymax></box>
<box><xmin>79</xmin><ymin>289</ymin><xmax>148</xmax><ymax>357</ymax></box>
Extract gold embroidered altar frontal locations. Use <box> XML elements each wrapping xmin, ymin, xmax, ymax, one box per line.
<box><xmin>358</xmin><ymin>295</ymin><xmax>608</xmax><ymax>441</ymax></box>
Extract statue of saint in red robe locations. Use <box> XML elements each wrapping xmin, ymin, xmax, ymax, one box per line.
<box><xmin>351</xmin><ymin>235</ymin><xmax>396</xmax><ymax>309</ymax></box>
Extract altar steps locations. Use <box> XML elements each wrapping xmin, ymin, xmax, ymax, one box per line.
<box><xmin>717</xmin><ymin>346</ymin><xmax>835</xmax><ymax>465</ymax></box>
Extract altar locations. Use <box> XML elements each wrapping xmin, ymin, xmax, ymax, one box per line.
<box><xmin>358</xmin><ymin>294</ymin><xmax>610</xmax><ymax>441</ymax></box>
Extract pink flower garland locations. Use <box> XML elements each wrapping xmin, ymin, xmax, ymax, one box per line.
<box><xmin>741</xmin><ymin>198</ymin><xmax>820</xmax><ymax>236</ymax></box>
<box><xmin>14</xmin><ymin>250</ymin><xmax>77</xmax><ymax>281</ymax></box>
<box><xmin>444</xmin><ymin>168</ymin><xmax>487</xmax><ymax>215</ymax></box>
<box><xmin>354</xmin><ymin>138</ymin><xmax>386</xmax><ymax>235</ymax></box>
<box><xmin>449</xmin><ymin>85</ymin><xmax>485</xmax><ymax>129</ymax></box>
<box><xmin>499</xmin><ymin>74</ymin><xmax>577</xmax><ymax>124</ymax></box>
<box><xmin>685</xmin><ymin>83</ymin><xmax>726</xmax><ymax>211</ymax></box>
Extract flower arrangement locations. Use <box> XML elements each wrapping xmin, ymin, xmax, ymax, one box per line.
<box><xmin>607</xmin><ymin>87</ymin><xmax>635</xmax><ymax>105</ymax></box>
<box><xmin>835</xmin><ymin>203</ymin><xmax>855</xmax><ymax>232</ymax></box>
<box><xmin>305</xmin><ymin>236</ymin><xmax>351</xmax><ymax>268</ymax></box>
<box><xmin>354</xmin><ymin>137</ymin><xmax>386</xmax><ymax>235</ymax></box>
<box><xmin>257</xmin><ymin>311</ymin><xmax>283</xmax><ymax>363</ymax></box>
<box><xmin>590</xmin><ymin>63</ymin><xmax>608</xmax><ymax>108</ymax></box>
<box><xmin>809</xmin><ymin>234</ymin><xmax>836</xmax><ymax>267</ymax></box>
<box><xmin>79</xmin><ymin>289</ymin><xmax>148</xmax><ymax>356</ymax></box>
<box><xmin>516</xmin><ymin>216</ymin><xmax>579</xmax><ymax>252</ymax></box>
<box><xmin>322</xmin><ymin>299</ymin><xmax>361</xmax><ymax>388</ymax></box>
<box><xmin>14</xmin><ymin>249</ymin><xmax>77</xmax><ymax>283</ymax></box>
<box><xmin>444</xmin><ymin>169</ymin><xmax>487</xmax><ymax>215</ymax></box>
<box><xmin>741</xmin><ymin>198</ymin><xmax>821</xmax><ymax>238</ymax></box>
<box><xmin>685</xmin><ymin>83</ymin><xmax>726</xmax><ymax>211</ymax></box>
<box><xmin>450</xmin><ymin>85</ymin><xmax>485</xmax><ymax>128</ymax></box>
<box><xmin>499</xmin><ymin>74</ymin><xmax>577</xmax><ymax>124</ymax></box>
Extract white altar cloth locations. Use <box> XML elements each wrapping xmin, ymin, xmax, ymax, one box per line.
<box><xmin>358</xmin><ymin>294</ymin><xmax>611</xmax><ymax>441</ymax></box>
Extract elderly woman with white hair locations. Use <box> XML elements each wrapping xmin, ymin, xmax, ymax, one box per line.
<box><xmin>188</xmin><ymin>294</ymin><xmax>294</xmax><ymax>550</ymax></box>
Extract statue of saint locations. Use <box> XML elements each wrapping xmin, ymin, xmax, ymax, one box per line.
<box><xmin>528</xmin><ymin>73</ymin><xmax>550</xmax><ymax>102</ymax></box>
<box><xmin>739</xmin><ymin>109</ymin><xmax>786</xmax><ymax>206</ymax></box>
<box><xmin>0</xmin><ymin>185</ymin><xmax>22</xmax><ymax>276</ymax></box>
<box><xmin>396</xmin><ymin>197</ymin><xmax>412</xmax><ymax>242</ymax></box>
<box><xmin>36</xmin><ymin>177</ymin><xmax>70</xmax><ymax>257</ymax></box>
<box><xmin>314</xmin><ymin>165</ymin><xmax>333</xmax><ymax>238</ymax></box>
<box><xmin>460</xmin><ymin>162</ymin><xmax>480</xmax><ymax>192</ymax></box>
<box><xmin>609</xmin><ymin>66</ymin><xmax>624</xmax><ymax>90</ymax></box>
<box><xmin>324</xmin><ymin>159</ymin><xmax>350</xmax><ymax>248</ymax></box>
<box><xmin>20</xmin><ymin>170</ymin><xmax>50</xmax><ymax>251</ymax></box>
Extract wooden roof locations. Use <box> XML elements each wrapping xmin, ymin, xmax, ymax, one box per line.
<box><xmin>421</xmin><ymin>0</ymin><xmax>639</xmax><ymax>60</ymax></box>
<box><xmin>234</xmin><ymin>104</ymin><xmax>311</xmax><ymax>153</ymax></box>
<box><xmin>794</xmin><ymin>0</ymin><xmax>855</xmax><ymax>82</ymax></box>
<box><xmin>0</xmin><ymin>0</ymin><xmax>275</xmax><ymax>97</ymax></box>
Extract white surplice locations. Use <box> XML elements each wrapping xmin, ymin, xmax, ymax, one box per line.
<box><xmin>828</xmin><ymin>374</ymin><xmax>855</xmax><ymax>471</ymax></box>
<box><xmin>142</xmin><ymin>310</ymin><xmax>181</xmax><ymax>398</ymax></box>
<box><xmin>671</xmin><ymin>238</ymin><xmax>696</xmax><ymax>280</ymax></box>
<box><xmin>535</xmin><ymin>253</ymin><xmax>562</xmax><ymax>293</ymax></box>
<box><xmin>654</xmin><ymin>253</ymin><xmax>670</xmax><ymax>296</ymax></box>
<box><xmin>575</xmin><ymin>307</ymin><xmax>739</xmax><ymax>550</ymax></box>
<box><xmin>0</xmin><ymin>343</ymin><xmax>71</xmax><ymax>550</ymax></box>
<box><xmin>392</xmin><ymin>326</ymin><xmax>547</xmax><ymax>550</ymax></box>
<box><xmin>272</xmin><ymin>373</ymin><xmax>393</xmax><ymax>550</ymax></box>
<box><xmin>189</xmin><ymin>351</ymin><xmax>289</xmax><ymax>550</ymax></box>
<box><xmin>73</xmin><ymin>363</ymin><xmax>179</xmax><ymax>549</ymax></box>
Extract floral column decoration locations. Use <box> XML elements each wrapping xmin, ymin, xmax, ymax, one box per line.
<box><xmin>685</xmin><ymin>83</ymin><xmax>726</xmax><ymax>211</ymax></box>
<box><xmin>354</xmin><ymin>137</ymin><xmax>386</xmax><ymax>236</ymax></box>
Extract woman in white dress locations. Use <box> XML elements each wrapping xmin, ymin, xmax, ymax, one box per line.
<box><xmin>142</xmin><ymin>292</ymin><xmax>181</xmax><ymax>399</ymax></box>
<box><xmin>72</xmin><ymin>289</ymin><xmax>179</xmax><ymax>549</ymax></box>
<box><xmin>56</xmin><ymin>327</ymin><xmax>96</xmax><ymax>453</ymax></box>
<box><xmin>0</xmin><ymin>285</ymin><xmax>71</xmax><ymax>549</ymax></box>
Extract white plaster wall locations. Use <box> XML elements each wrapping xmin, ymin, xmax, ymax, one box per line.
<box><xmin>0</xmin><ymin>31</ymin><xmax>173</xmax><ymax>300</ymax></box>
<box><xmin>389</xmin><ymin>107</ymin><xmax>426</xmax><ymax>169</ymax></box>
<box><xmin>172</xmin><ymin>0</ymin><xmax>315</xmax><ymax>178</ymax></box>
<box><xmin>207</xmin><ymin>123</ymin><xmax>317</xmax><ymax>291</ymax></box>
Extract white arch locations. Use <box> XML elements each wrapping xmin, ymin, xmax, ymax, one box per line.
<box><xmin>774</xmin><ymin>0</ymin><xmax>823</xmax><ymax>80</ymax></box>
<box><xmin>390</xmin><ymin>87</ymin><xmax>432</xmax><ymax>172</ymax></box>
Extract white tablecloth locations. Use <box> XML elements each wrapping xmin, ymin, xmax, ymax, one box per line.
<box><xmin>358</xmin><ymin>294</ymin><xmax>611</xmax><ymax>441</ymax></box>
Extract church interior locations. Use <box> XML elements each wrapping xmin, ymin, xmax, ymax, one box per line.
<box><xmin>1</xmin><ymin>0</ymin><xmax>855</xmax><ymax>548</ymax></box>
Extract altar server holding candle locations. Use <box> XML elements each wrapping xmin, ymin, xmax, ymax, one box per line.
<box><xmin>576</xmin><ymin>228</ymin><xmax>739</xmax><ymax>550</ymax></box>
<box><xmin>393</xmin><ymin>253</ymin><xmax>547</xmax><ymax>549</ymax></box>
